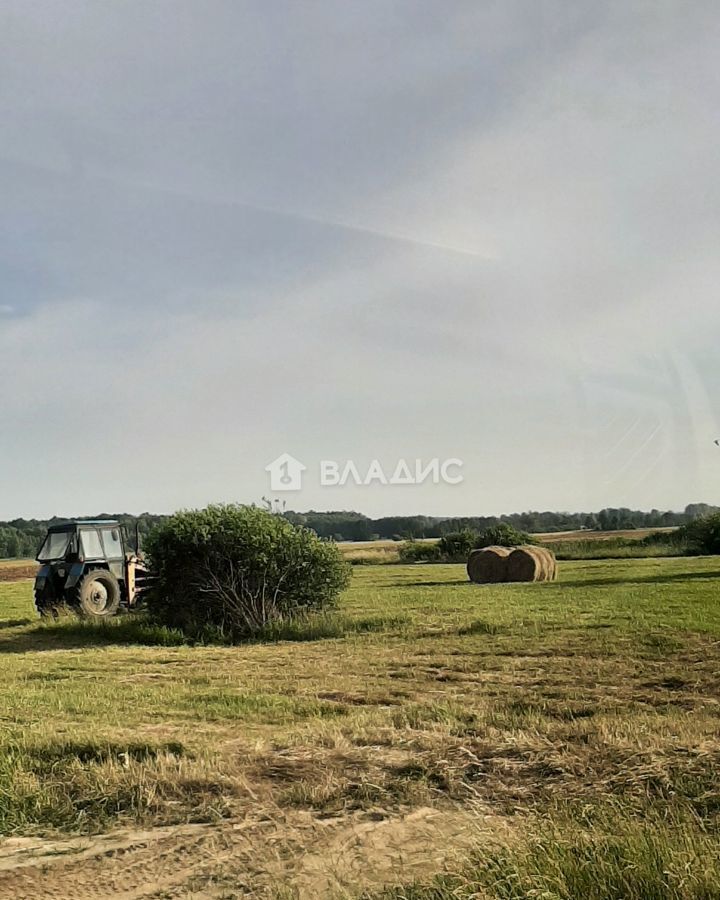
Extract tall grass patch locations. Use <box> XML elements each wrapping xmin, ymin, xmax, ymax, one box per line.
<box><xmin>372</xmin><ymin>808</ymin><xmax>720</xmax><ymax>900</ymax></box>
<box><xmin>0</xmin><ymin>737</ymin><xmax>235</xmax><ymax>834</ymax></box>
<box><xmin>546</xmin><ymin>536</ymin><xmax>691</xmax><ymax>559</ymax></box>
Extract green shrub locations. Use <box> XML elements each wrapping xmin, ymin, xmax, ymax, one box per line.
<box><xmin>437</xmin><ymin>530</ymin><xmax>477</xmax><ymax>561</ymax></box>
<box><xmin>399</xmin><ymin>524</ymin><xmax>536</xmax><ymax>565</ymax></box>
<box><xmin>677</xmin><ymin>513</ymin><xmax>720</xmax><ymax>555</ymax></box>
<box><xmin>399</xmin><ymin>541</ymin><xmax>441</xmax><ymax>563</ymax></box>
<box><xmin>476</xmin><ymin>523</ymin><xmax>534</xmax><ymax>548</ymax></box>
<box><xmin>145</xmin><ymin>505</ymin><xmax>351</xmax><ymax>640</ymax></box>
<box><xmin>641</xmin><ymin>530</ymin><xmax>676</xmax><ymax>546</ymax></box>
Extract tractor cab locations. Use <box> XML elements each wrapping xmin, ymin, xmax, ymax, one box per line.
<box><xmin>34</xmin><ymin>520</ymin><xmax>151</xmax><ymax>619</ymax></box>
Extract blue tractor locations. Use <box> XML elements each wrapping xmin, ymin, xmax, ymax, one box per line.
<box><xmin>34</xmin><ymin>520</ymin><xmax>151</xmax><ymax>618</ymax></box>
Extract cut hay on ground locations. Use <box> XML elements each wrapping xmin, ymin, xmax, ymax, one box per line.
<box><xmin>506</xmin><ymin>545</ymin><xmax>557</xmax><ymax>582</ymax></box>
<box><xmin>467</xmin><ymin>546</ymin><xmax>511</xmax><ymax>584</ymax></box>
<box><xmin>0</xmin><ymin>564</ymin><xmax>37</xmax><ymax>583</ymax></box>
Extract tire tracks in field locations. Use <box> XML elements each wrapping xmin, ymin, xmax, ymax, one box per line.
<box><xmin>0</xmin><ymin>806</ymin><xmax>487</xmax><ymax>899</ymax></box>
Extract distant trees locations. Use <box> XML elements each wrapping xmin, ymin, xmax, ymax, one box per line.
<box><xmin>1</xmin><ymin>504</ymin><xmax>717</xmax><ymax>559</ymax></box>
<box><xmin>0</xmin><ymin>514</ymin><xmax>168</xmax><ymax>559</ymax></box>
<box><xmin>283</xmin><ymin>510</ymin><xmax>374</xmax><ymax>542</ymax></box>
<box><xmin>0</xmin><ymin>523</ymin><xmax>46</xmax><ymax>558</ymax></box>
<box><xmin>279</xmin><ymin>507</ymin><xmax>709</xmax><ymax>543</ymax></box>
<box><xmin>684</xmin><ymin>503</ymin><xmax>718</xmax><ymax>520</ymax></box>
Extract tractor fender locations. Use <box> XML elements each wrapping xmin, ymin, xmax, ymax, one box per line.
<box><xmin>34</xmin><ymin>564</ymin><xmax>51</xmax><ymax>591</ymax></box>
<box><xmin>64</xmin><ymin>563</ymin><xmax>88</xmax><ymax>590</ymax></box>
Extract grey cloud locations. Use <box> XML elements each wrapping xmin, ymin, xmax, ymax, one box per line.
<box><xmin>1</xmin><ymin>1</ymin><xmax>719</xmax><ymax>517</ymax></box>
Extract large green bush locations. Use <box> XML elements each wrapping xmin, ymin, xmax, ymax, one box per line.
<box><xmin>398</xmin><ymin>541</ymin><xmax>442</xmax><ymax>563</ymax></box>
<box><xmin>437</xmin><ymin>530</ymin><xmax>477</xmax><ymax>561</ymax></box>
<box><xmin>677</xmin><ymin>513</ymin><xmax>720</xmax><ymax>555</ymax></box>
<box><xmin>145</xmin><ymin>505</ymin><xmax>351</xmax><ymax>639</ymax></box>
<box><xmin>475</xmin><ymin>523</ymin><xmax>535</xmax><ymax>548</ymax></box>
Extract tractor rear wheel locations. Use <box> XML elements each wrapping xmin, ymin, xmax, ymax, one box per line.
<box><xmin>74</xmin><ymin>570</ymin><xmax>121</xmax><ymax>618</ymax></box>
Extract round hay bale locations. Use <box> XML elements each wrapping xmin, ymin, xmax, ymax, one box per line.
<box><xmin>522</xmin><ymin>545</ymin><xmax>557</xmax><ymax>581</ymax></box>
<box><xmin>467</xmin><ymin>546</ymin><xmax>511</xmax><ymax>583</ymax></box>
<box><xmin>506</xmin><ymin>545</ymin><xmax>549</xmax><ymax>582</ymax></box>
<box><xmin>536</xmin><ymin>545</ymin><xmax>558</xmax><ymax>581</ymax></box>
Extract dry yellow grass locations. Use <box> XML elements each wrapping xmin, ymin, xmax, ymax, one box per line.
<box><xmin>341</xmin><ymin>546</ymin><xmax>401</xmax><ymax>565</ymax></box>
<box><xmin>533</xmin><ymin>527</ymin><xmax>677</xmax><ymax>542</ymax></box>
<box><xmin>0</xmin><ymin>560</ymin><xmax>37</xmax><ymax>582</ymax></box>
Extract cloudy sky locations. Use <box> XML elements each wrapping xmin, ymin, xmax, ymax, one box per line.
<box><xmin>1</xmin><ymin>0</ymin><xmax>718</xmax><ymax>519</ymax></box>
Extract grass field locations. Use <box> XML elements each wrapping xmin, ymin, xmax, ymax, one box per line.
<box><xmin>0</xmin><ymin>557</ymin><xmax>719</xmax><ymax>897</ymax></box>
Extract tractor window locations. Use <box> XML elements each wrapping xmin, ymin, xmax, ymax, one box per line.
<box><xmin>81</xmin><ymin>529</ymin><xmax>105</xmax><ymax>559</ymax></box>
<box><xmin>102</xmin><ymin>528</ymin><xmax>123</xmax><ymax>559</ymax></box>
<box><xmin>37</xmin><ymin>531</ymin><xmax>73</xmax><ymax>561</ymax></box>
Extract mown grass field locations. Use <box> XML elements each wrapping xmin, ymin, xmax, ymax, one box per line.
<box><xmin>0</xmin><ymin>557</ymin><xmax>719</xmax><ymax>897</ymax></box>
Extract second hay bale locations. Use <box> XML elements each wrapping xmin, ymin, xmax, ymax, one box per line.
<box><xmin>506</xmin><ymin>545</ymin><xmax>557</xmax><ymax>582</ymax></box>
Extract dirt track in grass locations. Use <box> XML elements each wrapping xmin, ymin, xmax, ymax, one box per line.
<box><xmin>0</xmin><ymin>806</ymin><xmax>486</xmax><ymax>899</ymax></box>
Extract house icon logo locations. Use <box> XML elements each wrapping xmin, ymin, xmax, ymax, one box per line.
<box><xmin>265</xmin><ymin>453</ymin><xmax>307</xmax><ymax>491</ymax></box>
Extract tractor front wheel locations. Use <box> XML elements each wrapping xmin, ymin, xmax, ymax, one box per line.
<box><xmin>74</xmin><ymin>570</ymin><xmax>121</xmax><ymax>618</ymax></box>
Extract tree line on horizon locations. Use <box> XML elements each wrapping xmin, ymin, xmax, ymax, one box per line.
<box><xmin>1</xmin><ymin>503</ymin><xmax>717</xmax><ymax>559</ymax></box>
<box><xmin>283</xmin><ymin>503</ymin><xmax>718</xmax><ymax>541</ymax></box>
